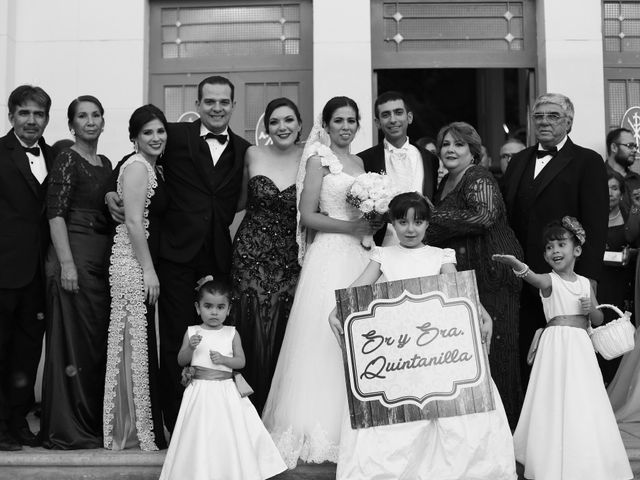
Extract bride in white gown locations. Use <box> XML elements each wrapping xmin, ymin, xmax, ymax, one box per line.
<box><xmin>262</xmin><ymin>97</ymin><xmax>376</xmax><ymax>469</ymax></box>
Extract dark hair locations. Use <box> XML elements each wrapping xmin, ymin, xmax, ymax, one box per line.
<box><xmin>542</xmin><ymin>220</ymin><xmax>580</xmax><ymax>248</ymax></box>
<box><xmin>196</xmin><ymin>278</ymin><xmax>232</xmax><ymax>303</ymax></box>
<box><xmin>415</xmin><ymin>136</ymin><xmax>436</xmax><ymax>150</ymax></box>
<box><xmin>436</xmin><ymin>121</ymin><xmax>483</xmax><ymax>165</ymax></box>
<box><xmin>388</xmin><ymin>192</ymin><xmax>432</xmax><ymax>222</ymax></box>
<box><xmin>608</xmin><ymin>170</ymin><xmax>626</xmax><ymax>194</ymax></box>
<box><xmin>8</xmin><ymin>85</ymin><xmax>51</xmax><ymax>115</ymax></box>
<box><xmin>606</xmin><ymin>127</ymin><xmax>633</xmax><ymax>155</ymax></box>
<box><xmin>263</xmin><ymin>97</ymin><xmax>302</xmax><ymax>142</ymax></box>
<box><xmin>197</xmin><ymin>75</ymin><xmax>235</xmax><ymax>101</ymax></box>
<box><xmin>321</xmin><ymin>96</ymin><xmax>360</xmax><ymax>128</ymax></box>
<box><xmin>67</xmin><ymin>95</ymin><xmax>104</xmax><ymax>124</ymax></box>
<box><xmin>374</xmin><ymin>91</ymin><xmax>411</xmax><ymax>119</ymax></box>
<box><xmin>51</xmin><ymin>138</ymin><xmax>74</xmax><ymax>158</ymax></box>
<box><xmin>128</xmin><ymin>104</ymin><xmax>168</xmax><ymax>141</ymax></box>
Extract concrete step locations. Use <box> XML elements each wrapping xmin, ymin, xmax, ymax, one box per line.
<box><xmin>0</xmin><ymin>448</ymin><xmax>336</xmax><ymax>480</ymax></box>
<box><xmin>2</xmin><ymin>424</ymin><xmax>640</xmax><ymax>480</ymax></box>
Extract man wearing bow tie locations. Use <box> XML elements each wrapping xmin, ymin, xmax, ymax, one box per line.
<box><xmin>107</xmin><ymin>76</ymin><xmax>250</xmax><ymax>432</ymax></box>
<box><xmin>502</xmin><ymin>92</ymin><xmax>608</xmax><ymax>384</ymax></box>
<box><xmin>0</xmin><ymin>85</ymin><xmax>53</xmax><ymax>450</ymax></box>
<box><xmin>359</xmin><ymin>91</ymin><xmax>439</xmax><ymax>245</ymax></box>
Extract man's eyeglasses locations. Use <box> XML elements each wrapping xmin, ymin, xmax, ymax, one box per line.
<box><xmin>532</xmin><ymin>112</ymin><xmax>565</xmax><ymax>123</ymax></box>
<box><xmin>616</xmin><ymin>142</ymin><xmax>638</xmax><ymax>150</ymax></box>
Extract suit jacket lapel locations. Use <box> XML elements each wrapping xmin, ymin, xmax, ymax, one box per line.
<box><xmin>369</xmin><ymin>144</ymin><xmax>386</xmax><ymax>174</ymax></box>
<box><xmin>504</xmin><ymin>146</ymin><xmax>535</xmax><ymax>212</ymax></box>
<box><xmin>533</xmin><ymin>138</ymin><xmax>574</xmax><ymax>200</ymax></box>
<box><xmin>188</xmin><ymin>120</ymin><xmax>215</xmax><ymax>192</ymax></box>
<box><xmin>7</xmin><ymin>131</ymin><xmax>40</xmax><ymax>197</ymax></box>
<box><xmin>215</xmin><ymin>128</ymin><xmax>244</xmax><ymax>192</ymax></box>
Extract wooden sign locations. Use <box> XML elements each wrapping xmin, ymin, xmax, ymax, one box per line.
<box><xmin>335</xmin><ymin>270</ymin><xmax>494</xmax><ymax>429</ymax></box>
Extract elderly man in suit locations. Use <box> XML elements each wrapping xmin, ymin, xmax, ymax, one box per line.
<box><xmin>0</xmin><ymin>85</ymin><xmax>53</xmax><ymax>450</ymax></box>
<box><xmin>501</xmin><ymin>92</ymin><xmax>608</xmax><ymax>385</ymax></box>
<box><xmin>107</xmin><ymin>76</ymin><xmax>250</xmax><ymax>432</ymax></box>
<box><xmin>358</xmin><ymin>91</ymin><xmax>439</xmax><ymax>245</ymax></box>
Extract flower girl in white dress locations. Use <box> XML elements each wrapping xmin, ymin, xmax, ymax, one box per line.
<box><xmin>329</xmin><ymin>192</ymin><xmax>517</xmax><ymax>480</ymax></box>
<box><xmin>493</xmin><ymin>217</ymin><xmax>632</xmax><ymax>480</ymax></box>
<box><xmin>159</xmin><ymin>278</ymin><xmax>286</xmax><ymax>480</ymax></box>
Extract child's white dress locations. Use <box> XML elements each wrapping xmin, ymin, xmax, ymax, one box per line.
<box><xmin>159</xmin><ymin>326</ymin><xmax>286</xmax><ymax>480</ymax></box>
<box><xmin>514</xmin><ymin>271</ymin><xmax>632</xmax><ymax>480</ymax></box>
<box><xmin>337</xmin><ymin>244</ymin><xmax>517</xmax><ymax>480</ymax></box>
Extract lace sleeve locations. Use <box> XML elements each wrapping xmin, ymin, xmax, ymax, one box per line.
<box><xmin>427</xmin><ymin>169</ymin><xmax>503</xmax><ymax>244</ymax></box>
<box><xmin>47</xmin><ymin>149</ymin><xmax>76</xmax><ymax>219</ymax></box>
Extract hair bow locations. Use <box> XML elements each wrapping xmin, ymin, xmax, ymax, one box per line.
<box><xmin>195</xmin><ymin>275</ymin><xmax>214</xmax><ymax>292</ymax></box>
<box><xmin>561</xmin><ymin>216</ymin><xmax>586</xmax><ymax>245</ymax></box>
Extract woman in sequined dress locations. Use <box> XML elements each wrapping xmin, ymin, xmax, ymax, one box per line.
<box><xmin>103</xmin><ymin>105</ymin><xmax>168</xmax><ymax>451</ymax></box>
<box><xmin>231</xmin><ymin>98</ymin><xmax>303</xmax><ymax>414</ymax></box>
<box><xmin>425</xmin><ymin>122</ymin><xmax>524</xmax><ymax>429</ymax></box>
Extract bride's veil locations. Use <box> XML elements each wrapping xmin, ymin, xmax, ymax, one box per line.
<box><xmin>295</xmin><ymin>115</ymin><xmax>330</xmax><ymax>266</ymax></box>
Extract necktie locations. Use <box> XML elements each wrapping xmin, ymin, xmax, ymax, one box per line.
<box><xmin>536</xmin><ymin>147</ymin><xmax>557</xmax><ymax>158</ymax></box>
<box><xmin>23</xmin><ymin>145</ymin><xmax>41</xmax><ymax>156</ymax></box>
<box><xmin>203</xmin><ymin>132</ymin><xmax>228</xmax><ymax>144</ymax></box>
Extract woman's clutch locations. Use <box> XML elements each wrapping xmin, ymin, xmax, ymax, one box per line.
<box><xmin>233</xmin><ymin>372</ymin><xmax>254</xmax><ymax>397</ymax></box>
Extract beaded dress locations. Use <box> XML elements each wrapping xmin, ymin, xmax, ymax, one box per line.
<box><xmin>231</xmin><ymin>175</ymin><xmax>300</xmax><ymax>414</ymax></box>
<box><xmin>103</xmin><ymin>154</ymin><xmax>164</xmax><ymax>451</ymax></box>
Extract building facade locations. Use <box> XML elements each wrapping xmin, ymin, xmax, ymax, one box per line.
<box><xmin>0</xmin><ymin>0</ymin><xmax>639</xmax><ymax>163</ymax></box>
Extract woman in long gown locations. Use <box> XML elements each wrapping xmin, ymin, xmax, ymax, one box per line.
<box><xmin>103</xmin><ymin>105</ymin><xmax>168</xmax><ymax>450</ymax></box>
<box><xmin>262</xmin><ymin>97</ymin><xmax>376</xmax><ymax>468</ymax></box>
<box><xmin>231</xmin><ymin>98</ymin><xmax>303</xmax><ymax>414</ymax></box>
<box><xmin>42</xmin><ymin>96</ymin><xmax>112</xmax><ymax>449</ymax></box>
<box><xmin>425</xmin><ymin>122</ymin><xmax>524</xmax><ymax>429</ymax></box>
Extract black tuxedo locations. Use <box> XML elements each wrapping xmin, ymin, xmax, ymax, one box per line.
<box><xmin>358</xmin><ymin>141</ymin><xmax>439</xmax><ymax>245</ymax></box>
<box><xmin>0</xmin><ymin>130</ymin><xmax>52</xmax><ymax>430</ymax></box>
<box><xmin>157</xmin><ymin>120</ymin><xmax>250</xmax><ymax>431</ymax></box>
<box><xmin>501</xmin><ymin>137</ymin><xmax>608</xmax><ymax>382</ymax></box>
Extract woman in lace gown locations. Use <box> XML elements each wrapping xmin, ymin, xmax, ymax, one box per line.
<box><xmin>262</xmin><ymin>97</ymin><xmax>375</xmax><ymax>468</ymax></box>
<box><xmin>103</xmin><ymin>105</ymin><xmax>168</xmax><ymax>451</ymax></box>
<box><xmin>42</xmin><ymin>96</ymin><xmax>112</xmax><ymax>449</ymax></box>
<box><xmin>231</xmin><ymin>98</ymin><xmax>303</xmax><ymax>414</ymax></box>
<box><xmin>425</xmin><ymin>122</ymin><xmax>524</xmax><ymax>429</ymax></box>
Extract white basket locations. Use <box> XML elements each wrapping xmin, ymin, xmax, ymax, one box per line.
<box><xmin>589</xmin><ymin>304</ymin><xmax>635</xmax><ymax>360</ymax></box>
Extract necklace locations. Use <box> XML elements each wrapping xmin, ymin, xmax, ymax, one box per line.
<box><xmin>609</xmin><ymin>210</ymin><xmax>621</xmax><ymax>222</ymax></box>
<box><xmin>555</xmin><ymin>272</ymin><xmax>583</xmax><ymax>296</ymax></box>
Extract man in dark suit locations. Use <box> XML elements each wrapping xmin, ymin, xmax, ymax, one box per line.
<box><xmin>501</xmin><ymin>93</ymin><xmax>608</xmax><ymax>385</ymax></box>
<box><xmin>107</xmin><ymin>76</ymin><xmax>250</xmax><ymax>432</ymax></box>
<box><xmin>358</xmin><ymin>91</ymin><xmax>439</xmax><ymax>245</ymax></box>
<box><xmin>0</xmin><ymin>85</ymin><xmax>53</xmax><ymax>450</ymax></box>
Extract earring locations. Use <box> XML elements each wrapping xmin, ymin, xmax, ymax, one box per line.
<box><xmin>133</xmin><ymin>141</ymin><xmax>139</xmax><ymax>153</ymax></box>
<box><xmin>70</xmin><ymin>130</ymin><xmax>75</xmax><ymax>136</ymax></box>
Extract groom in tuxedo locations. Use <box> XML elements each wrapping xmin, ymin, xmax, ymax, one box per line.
<box><xmin>0</xmin><ymin>85</ymin><xmax>53</xmax><ymax>450</ymax></box>
<box><xmin>501</xmin><ymin>92</ymin><xmax>608</xmax><ymax>385</ymax></box>
<box><xmin>107</xmin><ymin>76</ymin><xmax>250</xmax><ymax>432</ymax></box>
<box><xmin>359</xmin><ymin>91</ymin><xmax>439</xmax><ymax>245</ymax></box>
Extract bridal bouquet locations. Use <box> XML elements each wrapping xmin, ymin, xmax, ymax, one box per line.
<box><xmin>346</xmin><ymin>172</ymin><xmax>397</xmax><ymax>249</ymax></box>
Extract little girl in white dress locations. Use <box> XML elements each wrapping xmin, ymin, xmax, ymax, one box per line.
<box><xmin>159</xmin><ymin>278</ymin><xmax>286</xmax><ymax>480</ymax></box>
<box><xmin>329</xmin><ymin>192</ymin><xmax>517</xmax><ymax>480</ymax></box>
<box><xmin>494</xmin><ymin>216</ymin><xmax>632</xmax><ymax>480</ymax></box>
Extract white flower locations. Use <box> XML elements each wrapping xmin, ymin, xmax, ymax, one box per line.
<box><xmin>368</xmin><ymin>189</ymin><xmax>382</xmax><ymax>200</ymax></box>
<box><xmin>316</xmin><ymin>144</ymin><xmax>333</xmax><ymax>157</ymax></box>
<box><xmin>374</xmin><ymin>198</ymin><xmax>390</xmax><ymax>213</ymax></box>
<box><xmin>360</xmin><ymin>199</ymin><xmax>375</xmax><ymax>213</ymax></box>
<box><xmin>350</xmin><ymin>183</ymin><xmax>366</xmax><ymax>199</ymax></box>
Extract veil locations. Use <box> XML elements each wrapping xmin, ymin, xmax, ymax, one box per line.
<box><xmin>295</xmin><ymin>115</ymin><xmax>330</xmax><ymax>266</ymax></box>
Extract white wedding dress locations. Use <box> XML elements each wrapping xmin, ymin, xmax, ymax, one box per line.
<box><xmin>262</xmin><ymin>152</ymin><xmax>370</xmax><ymax>469</ymax></box>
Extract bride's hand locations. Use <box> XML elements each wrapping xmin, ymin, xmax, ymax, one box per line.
<box><xmin>351</xmin><ymin>218</ymin><xmax>374</xmax><ymax>237</ymax></box>
<box><xmin>328</xmin><ymin>308</ymin><xmax>345</xmax><ymax>349</ymax></box>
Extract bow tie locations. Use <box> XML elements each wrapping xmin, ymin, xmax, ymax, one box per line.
<box><xmin>536</xmin><ymin>147</ymin><xmax>558</xmax><ymax>159</ymax></box>
<box><xmin>22</xmin><ymin>145</ymin><xmax>41</xmax><ymax>156</ymax></box>
<box><xmin>203</xmin><ymin>132</ymin><xmax>228</xmax><ymax>144</ymax></box>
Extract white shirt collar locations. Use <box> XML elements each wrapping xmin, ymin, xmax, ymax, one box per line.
<box><xmin>537</xmin><ymin>135</ymin><xmax>568</xmax><ymax>152</ymax></box>
<box><xmin>14</xmin><ymin>132</ymin><xmax>39</xmax><ymax>150</ymax></box>
<box><xmin>199</xmin><ymin>124</ymin><xmax>229</xmax><ymax>138</ymax></box>
<box><xmin>384</xmin><ymin>137</ymin><xmax>410</xmax><ymax>152</ymax></box>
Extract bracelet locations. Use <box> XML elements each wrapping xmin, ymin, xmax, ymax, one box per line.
<box><xmin>512</xmin><ymin>264</ymin><xmax>530</xmax><ymax>278</ymax></box>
